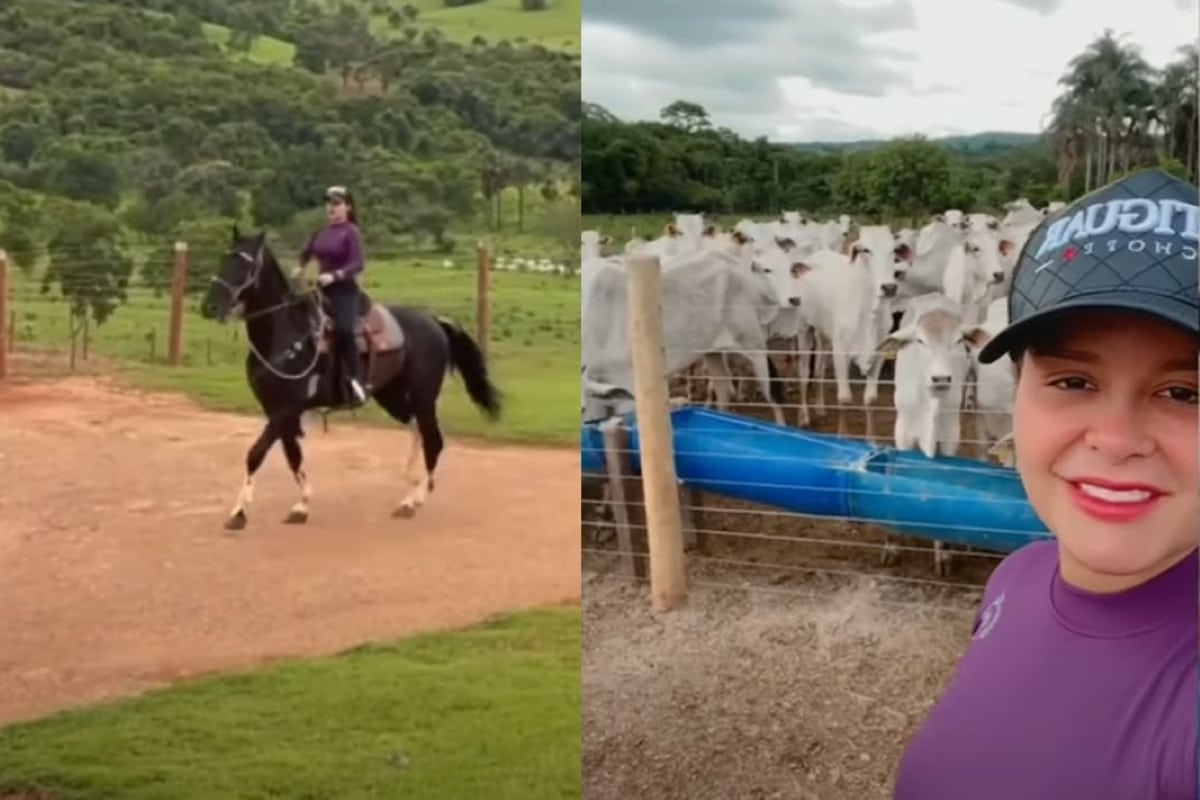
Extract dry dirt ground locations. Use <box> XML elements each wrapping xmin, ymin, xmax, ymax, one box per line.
<box><xmin>581</xmin><ymin>564</ymin><xmax>980</xmax><ymax>800</ymax></box>
<box><xmin>0</xmin><ymin>369</ymin><xmax>580</xmax><ymax>727</ymax></box>
<box><xmin>581</xmin><ymin>358</ymin><xmax>1002</xmax><ymax>799</ymax></box>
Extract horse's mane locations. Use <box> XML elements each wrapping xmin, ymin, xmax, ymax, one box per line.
<box><xmin>239</xmin><ymin>235</ymin><xmax>320</xmax><ymax>320</ymax></box>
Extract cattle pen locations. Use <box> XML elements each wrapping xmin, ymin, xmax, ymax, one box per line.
<box><xmin>580</xmin><ymin>211</ymin><xmax>1045</xmax><ymax>799</ymax></box>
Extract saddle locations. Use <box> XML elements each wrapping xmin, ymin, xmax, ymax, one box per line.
<box><xmin>315</xmin><ymin>291</ymin><xmax>406</xmax><ymax>356</ymax></box>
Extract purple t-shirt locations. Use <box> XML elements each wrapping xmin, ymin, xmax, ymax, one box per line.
<box><xmin>300</xmin><ymin>221</ymin><xmax>365</xmax><ymax>282</ymax></box>
<box><xmin>893</xmin><ymin>540</ymin><xmax>1197</xmax><ymax>799</ymax></box>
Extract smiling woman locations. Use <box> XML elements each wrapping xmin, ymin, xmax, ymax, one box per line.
<box><xmin>893</xmin><ymin>168</ymin><xmax>1199</xmax><ymax>799</ymax></box>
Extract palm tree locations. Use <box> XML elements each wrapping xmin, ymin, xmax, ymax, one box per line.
<box><xmin>1048</xmin><ymin>29</ymin><xmax>1164</xmax><ymax>192</ymax></box>
<box><xmin>1156</xmin><ymin>44</ymin><xmax>1198</xmax><ymax>175</ymax></box>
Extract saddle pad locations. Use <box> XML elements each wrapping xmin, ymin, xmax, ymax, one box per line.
<box><xmin>362</xmin><ymin>303</ymin><xmax>405</xmax><ymax>351</ymax></box>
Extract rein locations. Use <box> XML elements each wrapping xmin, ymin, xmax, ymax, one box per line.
<box><xmin>212</xmin><ymin>247</ymin><xmax>326</xmax><ymax>381</ymax></box>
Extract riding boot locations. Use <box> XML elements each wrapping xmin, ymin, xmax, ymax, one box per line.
<box><xmin>339</xmin><ymin>333</ymin><xmax>366</xmax><ymax>407</ymax></box>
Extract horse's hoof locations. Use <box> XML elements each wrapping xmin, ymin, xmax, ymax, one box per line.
<box><xmin>283</xmin><ymin>510</ymin><xmax>308</xmax><ymax>524</ymax></box>
<box><xmin>392</xmin><ymin>504</ymin><xmax>417</xmax><ymax>519</ymax></box>
<box><xmin>224</xmin><ymin>511</ymin><xmax>247</xmax><ymax>531</ymax></box>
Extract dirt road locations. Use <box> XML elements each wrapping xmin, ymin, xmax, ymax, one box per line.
<box><xmin>0</xmin><ymin>374</ymin><xmax>580</xmax><ymax>726</ymax></box>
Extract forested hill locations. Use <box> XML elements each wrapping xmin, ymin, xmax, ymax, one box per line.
<box><xmin>0</xmin><ymin>0</ymin><xmax>581</xmax><ymax>316</ymax></box>
<box><xmin>789</xmin><ymin>132</ymin><xmax>1041</xmax><ymax>157</ymax></box>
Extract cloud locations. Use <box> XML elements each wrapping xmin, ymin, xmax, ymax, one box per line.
<box><xmin>994</xmin><ymin>0</ymin><xmax>1064</xmax><ymax>13</ymax></box>
<box><xmin>582</xmin><ymin>0</ymin><xmax>1196</xmax><ymax>142</ymax></box>
<box><xmin>582</xmin><ymin>0</ymin><xmax>920</xmax><ymax>138</ymax></box>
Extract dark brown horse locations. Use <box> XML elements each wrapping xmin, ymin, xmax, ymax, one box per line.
<box><xmin>200</xmin><ymin>227</ymin><xmax>502</xmax><ymax>530</ymax></box>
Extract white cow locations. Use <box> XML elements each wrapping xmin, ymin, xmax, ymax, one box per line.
<box><xmin>995</xmin><ymin>220</ymin><xmax>1037</xmax><ymax>287</ymax></box>
<box><xmin>580</xmin><ymin>230</ymin><xmax>610</xmax><ymax>261</ymax></box>
<box><xmin>942</xmin><ymin>228</ymin><xmax>1014</xmax><ymax>325</ymax></box>
<box><xmin>966</xmin><ymin>297</ymin><xmax>1017</xmax><ymax>461</ymax></box>
<box><xmin>895</xmin><ymin>217</ymin><xmax>961</xmax><ymax>307</ymax></box>
<box><xmin>1001</xmin><ymin>198</ymin><xmax>1042</xmax><ymax>228</ymax></box>
<box><xmin>625</xmin><ymin>212</ymin><xmax>709</xmax><ymax>259</ymax></box>
<box><xmin>893</xmin><ymin>227</ymin><xmax>919</xmax><ymax>253</ymax></box>
<box><xmin>941</xmin><ymin>209</ymin><xmax>965</xmax><ymax>229</ymax></box>
<box><xmin>966</xmin><ymin>212</ymin><xmax>1000</xmax><ymax>233</ymax></box>
<box><xmin>880</xmin><ymin>291</ymin><xmax>990</xmax><ymax>575</ymax></box>
<box><xmin>698</xmin><ymin>234</ymin><xmax>813</xmax><ymax>418</ymax></box>
<box><xmin>580</xmin><ymin>248</ymin><xmax>792</xmax><ymax>425</ymax></box>
<box><xmin>795</xmin><ymin>225</ymin><xmax>900</xmax><ymax>438</ymax></box>
<box><xmin>885</xmin><ymin>293</ymin><xmax>987</xmax><ymax>458</ymax></box>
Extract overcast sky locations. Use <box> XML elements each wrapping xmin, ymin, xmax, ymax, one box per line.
<box><xmin>581</xmin><ymin>0</ymin><xmax>1197</xmax><ymax>142</ymax></box>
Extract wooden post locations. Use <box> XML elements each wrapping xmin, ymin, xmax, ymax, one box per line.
<box><xmin>625</xmin><ymin>254</ymin><xmax>687</xmax><ymax>611</ymax></box>
<box><xmin>475</xmin><ymin>242</ymin><xmax>490</xmax><ymax>359</ymax></box>
<box><xmin>600</xmin><ymin>418</ymin><xmax>648</xmax><ymax>579</ymax></box>
<box><xmin>0</xmin><ymin>250</ymin><xmax>8</xmax><ymax>380</ymax></box>
<box><xmin>167</xmin><ymin>241</ymin><xmax>188</xmax><ymax>366</ymax></box>
<box><xmin>68</xmin><ymin>308</ymin><xmax>77</xmax><ymax>371</ymax></box>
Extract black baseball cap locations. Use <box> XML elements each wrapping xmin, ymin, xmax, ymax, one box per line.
<box><xmin>977</xmin><ymin>168</ymin><xmax>1199</xmax><ymax>364</ymax></box>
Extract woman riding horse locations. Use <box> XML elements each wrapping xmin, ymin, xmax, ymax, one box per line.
<box><xmin>299</xmin><ymin>185</ymin><xmax>368</xmax><ymax>406</ymax></box>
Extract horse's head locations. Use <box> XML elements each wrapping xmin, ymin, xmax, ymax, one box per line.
<box><xmin>202</xmin><ymin>225</ymin><xmax>280</xmax><ymax>322</ymax></box>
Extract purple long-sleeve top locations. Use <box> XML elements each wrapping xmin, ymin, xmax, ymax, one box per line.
<box><xmin>893</xmin><ymin>539</ymin><xmax>1197</xmax><ymax>799</ymax></box>
<box><xmin>300</xmin><ymin>221</ymin><xmax>365</xmax><ymax>283</ymax></box>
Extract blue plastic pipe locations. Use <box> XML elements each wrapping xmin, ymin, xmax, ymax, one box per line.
<box><xmin>581</xmin><ymin>406</ymin><xmax>1051</xmax><ymax>553</ymax></box>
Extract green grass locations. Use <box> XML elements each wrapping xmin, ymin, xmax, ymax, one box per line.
<box><xmin>585</xmin><ymin>212</ymin><xmax>679</xmax><ymax>248</ymax></box>
<box><xmin>365</xmin><ymin>0</ymin><xmax>580</xmax><ymax>52</ymax></box>
<box><xmin>199</xmin><ymin>22</ymin><xmax>298</xmax><ymax>66</ymax></box>
<box><xmin>584</xmin><ymin>212</ymin><xmax>765</xmax><ymax>251</ymax></box>
<box><xmin>0</xmin><ymin>605</ymin><xmax>581</xmax><ymax>800</ymax></box>
<box><xmin>200</xmin><ymin>0</ymin><xmax>580</xmax><ymax>57</ymax></box>
<box><xmin>9</xmin><ymin>252</ymin><xmax>579</xmax><ymax>446</ymax></box>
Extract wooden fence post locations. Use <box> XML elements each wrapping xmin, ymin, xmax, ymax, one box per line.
<box><xmin>626</xmin><ymin>254</ymin><xmax>688</xmax><ymax>611</ymax></box>
<box><xmin>168</xmin><ymin>240</ymin><xmax>188</xmax><ymax>366</ymax></box>
<box><xmin>475</xmin><ymin>242</ymin><xmax>491</xmax><ymax>359</ymax></box>
<box><xmin>0</xmin><ymin>250</ymin><xmax>8</xmax><ymax>380</ymax></box>
<box><xmin>600</xmin><ymin>418</ymin><xmax>649</xmax><ymax>579</ymax></box>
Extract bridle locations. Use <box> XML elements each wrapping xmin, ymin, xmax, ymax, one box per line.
<box><xmin>211</xmin><ymin>246</ymin><xmax>268</xmax><ymax>318</ymax></box>
<box><xmin>211</xmin><ymin>244</ymin><xmax>324</xmax><ymax>380</ymax></box>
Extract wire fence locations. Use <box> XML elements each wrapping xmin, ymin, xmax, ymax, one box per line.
<box><xmin>0</xmin><ymin>241</ymin><xmax>580</xmax><ymax>377</ymax></box>
<box><xmin>581</xmin><ymin>253</ymin><xmax>1032</xmax><ymax>610</ymax></box>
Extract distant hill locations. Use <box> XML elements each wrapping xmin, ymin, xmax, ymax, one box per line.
<box><xmin>393</xmin><ymin>0</ymin><xmax>580</xmax><ymax>52</ymax></box>
<box><xmin>788</xmin><ymin>131</ymin><xmax>1043</xmax><ymax>156</ymax></box>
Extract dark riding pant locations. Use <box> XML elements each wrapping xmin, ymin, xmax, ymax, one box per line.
<box><xmin>321</xmin><ymin>281</ymin><xmax>360</xmax><ymax>387</ymax></box>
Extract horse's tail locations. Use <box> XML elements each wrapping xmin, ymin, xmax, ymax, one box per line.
<box><xmin>436</xmin><ymin>317</ymin><xmax>502</xmax><ymax>420</ymax></box>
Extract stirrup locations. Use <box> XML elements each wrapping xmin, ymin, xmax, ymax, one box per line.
<box><xmin>347</xmin><ymin>378</ymin><xmax>367</xmax><ymax>406</ymax></box>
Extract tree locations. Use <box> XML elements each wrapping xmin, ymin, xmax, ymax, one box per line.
<box><xmin>407</xmin><ymin>204</ymin><xmax>453</xmax><ymax>249</ymax></box>
<box><xmin>660</xmin><ymin>100</ymin><xmax>711</xmax><ymax>133</ymax></box>
<box><xmin>863</xmin><ymin>139</ymin><xmax>954</xmax><ymax>222</ymax></box>
<box><xmin>142</xmin><ymin>216</ymin><xmax>239</xmax><ymax>296</ymax></box>
<box><xmin>1048</xmin><ymin>30</ymin><xmax>1160</xmax><ymax>194</ymax></box>
<box><xmin>40</xmin><ymin>201</ymin><xmax>133</xmax><ymax>325</ymax></box>
<box><xmin>45</xmin><ymin>148</ymin><xmax>122</xmax><ymax>208</ymax></box>
<box><xmin>0</xmin><ymin>182</ymin><xmax>42</xmax><ymax>272</ymax></box>
<box><xmin>0</xmin><ymin>121</ymin><xmax>42</xmax><ymax>165</ymax></box>
<box><xmin>581</xmin><ymin>29</ymin><xmax>1190</xmax><ymax>218</ymax></box>
<box><xmin>0</xmin><ymin>0</ymin><xmax>579</xmax><ymax>267</ymax></box>
<box><xmin>175</xmin><ymin>160</ymin><xmax>245</xmax><ymax>218</ymax></box>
